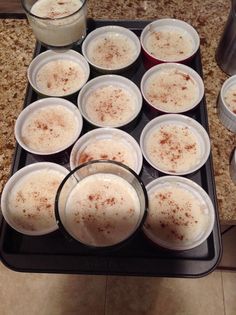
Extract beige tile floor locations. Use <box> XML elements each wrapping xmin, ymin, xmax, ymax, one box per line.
<box><xmin>1</xmin><ymin>261</ymin><xmax>236</xmax><ymax>315</ymax></box>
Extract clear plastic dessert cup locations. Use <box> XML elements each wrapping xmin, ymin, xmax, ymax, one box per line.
<box><xmin>1</xmin><ymin>162</ymin><xmax>71</xmax><ymax>236</ymax></box>
<box><xmin>140</xmin><ymin>18</ymin><xmax>200</xmax><ymax>66</ymax></box>
<box><xmin>55</xmin><ymin>160</ymin><xmax>148</xmax><ymax>249</ymax></box>
<box><xmin>21</xmin><ymin>0</ymin><xmax>87</xmax><ymax>50</ymax></box>
<box><xmin>15</xmin><ymin>97</ymin><xmax>83</xmax><ymax>155</ymax></box>
<box><xmin>82</xmin><ymin>25</ymin><xmax>141</xmax><ymax>73</ymax></box>
<box><xmin>77</xmin><ymin>74</ymin><xmax>142</xmax><ymax>128</ymax></box>
<box><xmin>28</xmin><ymin>50</ymin><xmax>90</xmax><ymax>97</ymax></box>
<box><xmin>143</xmin><ymin>176</ymin><xmax>215</xmax><ymax>251</ymax></box>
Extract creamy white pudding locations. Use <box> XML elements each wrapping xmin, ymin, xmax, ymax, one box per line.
<box><xmin>145</xmin><ymin>26</ymin><xmax>194</xmax><ymax>61</ymax></box>
<box><xmin>145</xmin><ymin>124</ymin><xmax>201</xmax><ymax>173</ymax></box>
<box><xmin>35</xmin><ymin>59</ymin><xmax>86</xmax><ymax>96</ymax></box>
<box><xmin>64</xmin><ymin>173</ymin><xmax>141</xmax><ymax>246</ymax></box>
<box><xmin>31</xmin><ymin>0</ymin><xmax>82</xmax><ymax>18</ymax></box>
<box><xmin>224</xmin><ymin>84</ymin><xmax>236</xmax><ymax>115</ymax></box>
<box><xmin>70</xmin><ymin>128</ymin><xmax>143</xmax><ymax>175</ymax></box>
<box><xmin>76</xmin><ymin>138</ymin><xmax>135</xmax><ymax>170</ymax></box>
<box><xmin>86</xmin><ymin>32</ymin><xmax>137</xmax><ymax>70</ymax></box>
<box><xmin>7</xmin><ymin>168</ymin><xmax>65</xmax><ymax>233</ymax></box>
<box><xmin>145</xmin><ymin>67</ymin><xmax>199</xmax><ymax>112</ymax></box>
<box><xmin>144</xmin><ymin>181</ymin><xmax>211</xmax><ymax>249</ymax></box>
<box><xmin>29</xmin><ymin>0</ymin><xmax>86</xmax><ymax>47</ymax></box>
<box><xmin>84</xmin><ymin>85</ymin><xmax>136</xmax><ymax>126</ymax></box>
<box><xmin>21</xmin><ymin>104</ymin><xmax>79</xmax><ymax>154</ymax></box>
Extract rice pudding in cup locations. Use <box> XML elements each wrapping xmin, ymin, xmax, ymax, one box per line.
<box><xmin>140</xmin><ymin>18</ymin><xmax>200</xmax><ymax>65</ymax></box>
<box><xmin>55</xmin><ymin>160</ymin><xmax>147</xmax><ymax>248</ymax></box>
<box><xmin>28</xmin><ymin>50</ymin><xmax>90</xmax><ymax>97</ymax></box>
<box><xmin>143</xmin><ymin>176</ymin><xmax>215</xmax><ymax>251</ymax></box>
<box><xmin>218</xmin><ymin>75</ymin><xmax>236</xmax><ymax>133</ymax></box>
<box><xmin>70</xmin><ymin>128</ymin><xmax>143</xmax><ymax>174</ymax></box>
<box><xmin>21</xmin><ymin>0</ymin><xmax>87</xmax><ymax>49</ymax></box>
<box><xmin>140</xmin><ymin>114</ymin><xmax>211</xmax><ymax>175</ymax></box>
<box><xmin>0</xmin><ymin>162</ymin><xmax>72</xmax><ymax>236</ymax></box>
<box><xmin>15</xmin><ymin>98</ymin><xmax>83</xmax><ymax>155</ymax></box>
<box><xmin>82</xmin><ymin>25</ymin><xmax>141</xmax><ymax>72</ymax></box>
<box><xmin>77</xmin><ymin>75</ymin><xmax>142</xmax><ymax>128</ymax></box>
<box><xmin>140</xmin><ymin>63</ymin><xmax>204</xmax><ymax>114</ymax></box>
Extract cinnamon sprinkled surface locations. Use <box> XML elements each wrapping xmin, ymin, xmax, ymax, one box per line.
<box><xmin>21</xmin><ymin>104</ymin><xmax>78</xmax><ymax>153</ymax></box>
<box><xmin>85</xmin><ymin>85</ymin><xmax>136</xmax><ymax>126</ymax></box>
<box><xmin>64</xmin><ymin>173</ymin><xmax>140</xmax><ymax>246</ymax></box>
<box><xmin>145</xmin><ymin>26</ymin><xmax>193</xmax><ymax>61</ymax></box>
<box><xmin>87</xmin><ymin>32</ymin><xmax>137</xmax><ymax>70</ymax></box>
<box><xmin>36</xmin><ymin>59</ymin><xmax>85</xmax><ymax>96</ymax></box>
<box><xmin>77</xmin><ymin>138</ymin><xmax>135</xmax><ymax>170</ymax></box>
<box><xmin>146</xmin><ymin>68</ymin><xmax>198</xmax><ymax>112</ymax></box>
<box><xmin>31</xmin><ymin>0</ymin><xmax>82</xmax><ymax>19</ymax></box>
<box><xmin>146</xmin><ymin>124</ymin><xmax>201</xmax><ymax>173</ymax></box>
<box><xmin>8</xmin><ymin>169</ymin><xmax>64</xmax><ymax>232</ymax></box>
<box><xmin>145</xmin><ymin>184</ymin><xmax>209</xmax><ymax>246</ymax></box>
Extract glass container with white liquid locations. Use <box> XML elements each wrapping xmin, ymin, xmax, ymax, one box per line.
<box><xmin>21</xmin><ymin>0</ymin><xmax>87</xmax><ymax>50</ymax></box>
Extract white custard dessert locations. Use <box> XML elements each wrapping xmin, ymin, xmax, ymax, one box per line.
<box><xmin>6</xmin><ymin>168</ymin><xmax>65</xmax><ymax>234</ymax></box>
<box><xmin>35</xmin><ymin>59</ymin><xmax>86</xmax><ymax>96</ymax></box>
<box><xmin>145</xmin><ymin>26</ymin><xmax>194</xmax><ymax>61</ymax></box>
<box><xmin>64</xmin><ymin>173</ymin><xmax>141</xmax><ymax>246</ymax></box>
<box><xmin>31</xmin><ymin>0</ymin><xmax>82</xmax><ymax>18</ymax></box>
<box><xmin>224</xmin><ymin>83</ymin><xmax>236</xmax><ymax>115</ymax></box>
<box><xmin>76</xmin><ymin>138</ymin><xmax>135</xmax><ymax>170</ymax></box>
<box><xmin>144</xmin><ymin>178</ymin><xmax>214</xmax><ymax>250</ymax></box>
<box><xmin>70</xmin><ymin>128</ymin><xmax>143</xmax><ymax>174</ymax></box>
<box><xmin>145</xmin><ymin>67</ymin><xmax>199</xmax><ymax>112</ymax></box>
<box><xmin>84</xmin><ymin>85</ymin><xmax>137</xmax><ymax>126</ymax></box>
<box><xmin>29</xmin><ymin>0</ymin><xmax>86</xmax><ymax>47</ymax></box>
<box><xmin>145</xmin><ymin>124</ymin><xmax>201</xmax><ymax>173</ymax></box>
<box><xmin>86</xmin><ymin>32</ymin><xmax>137</xmax><ymax>70</ymax></box>
<box><xmin>20</xmin><ymin>104</ymin><xmax>79</xmax><ymax>154</ymax></box>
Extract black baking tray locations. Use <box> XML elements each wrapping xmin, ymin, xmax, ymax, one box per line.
<box><xmin>0</xmin><ymin>19</ymin><xmax>222</xmax><ymax>277</ymax></box>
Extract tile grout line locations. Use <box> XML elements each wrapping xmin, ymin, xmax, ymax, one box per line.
<box><xmin>104</xmin><ymin>275</ymin><xmax>109</xmax><ymax>315</ymax></box>
<box><xmin>221</xmin><ymin>271</ymin><xmax>227</xmax><ymax>315</ymax></box>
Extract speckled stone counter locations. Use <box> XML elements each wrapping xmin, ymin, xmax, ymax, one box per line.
<box><xmin>0</xmin><ymin>0</ymin><xmax>235</xmax><ymax>223</ymax></box>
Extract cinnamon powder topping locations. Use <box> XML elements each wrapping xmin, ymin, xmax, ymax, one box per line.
<box><xmin>146</xmin><ymin>184</ymin><xmax>206</xmax><ymax>245</ymax></box>
<box><xmin>85</xmin><ymin>86</ymin><xmax>135</xmax><ymax>126</ymax></box>
<box><xmin>146</xmin><ymin>68</ymin><xmax>198</xmax><ymax>112</ymax></box>
<box><xmin>146</xmin><ymin>124</ymin><xmax>200</xmax><ymax>173</ymax></box>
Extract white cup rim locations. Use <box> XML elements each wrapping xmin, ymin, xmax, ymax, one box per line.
<box><xmin>140</xmin><ymin>114</ymin><xmax>211</xmax><ymax>175</ymax></box>
<box><xmin>140</xmin><ymin>18</ymin><xmax>200</xmax><ymax>63</ymax></box>
<box><xmin>70</xmin><ymin>127</ymin><xmax>143</xmax><ymax>174</ymax></box>
<box><xmin>77</xmin><ymin>74</ymin><xmax>142</xmax><ymax>128</ymax></box>
<box><xmin>1</xmin><ymin>162</ymin><xmax>70</xmax><ymax>236</ymax></box>
<box><xmin>15</xmin><ymin>97</ymin><xmax>83</xmax><ymax>155</ymax></box>
<box><xmin>82</xmin><ymin>25</ymin><xmax>141</xmax><ymax>72</ymax></box>
<box><xmin>143</xmin><ymin>176</ymin><xmax>215</xmax><ymax>251</ymax></box>
<box><xmin>140</xmin><ymin>62</ymin><xmax>204</xmax><ymax>113</ymax></box>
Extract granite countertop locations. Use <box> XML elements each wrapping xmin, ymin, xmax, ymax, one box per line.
<box><xmin>0</xmin><ymin>0</ymin><xmax>235</xmax><ymax>224</ymax></box>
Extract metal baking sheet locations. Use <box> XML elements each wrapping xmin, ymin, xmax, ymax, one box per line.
<box><xmin>0</xmin><ymin>19</ymin><xmax>222</xmax><ymax>277</ymax></box>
